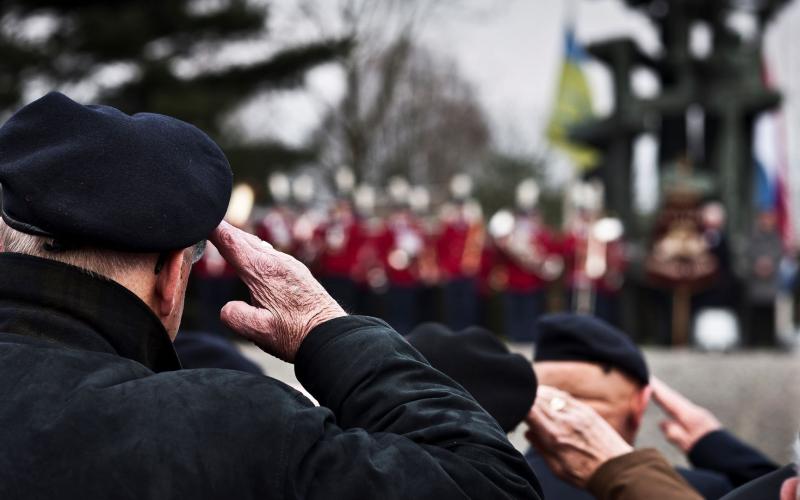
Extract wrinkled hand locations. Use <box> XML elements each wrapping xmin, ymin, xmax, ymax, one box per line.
<box><xmin>525</xmin><ymin>386</ymin><xmax>633</xmax><ymax>488</ymax></box>
<box><xmin>651</xmin><ymin>378</ymin><xmax>722</xmax><ymax>454</ymax></box>
<box><xmin>210</xmin><ymin>221</ymin><xmax>346</xmax><ymax>362</ymax></box>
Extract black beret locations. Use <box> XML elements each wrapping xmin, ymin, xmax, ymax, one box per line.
<box><xmin>0</xmin><ymin>92</ymin><xmax>232</xmax><ymax>252</ymax></box>
<box><xmin>534</xmin><ymin>313</ymin><xmax>649</xmax><ymax>386</ymax></box>
<box><xmin>407</xmin><ymin>323</ymin><xmax>537</xmax><ymax>433</ymax></box>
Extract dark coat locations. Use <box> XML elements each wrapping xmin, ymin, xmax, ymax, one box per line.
<box><xmin>526</xmin><ymin>449</ymin><xmax>732</xmax><ymax>500</ymax></box>
<box><xmin>689</xmin><ymin>429</ymin><xmax>779</xmax><ymax>488</ymax></box>
<box><xmin>526</xmin><ymin>428</ymin><xmax>778</xmax><ymax>499</ymax></box>
<box><xmin>719</xmin><ymin>464</ymin><xmax>795</xmax><ymax>500</ymax></box>
<box><xmin>0</xmin><ymin>253</ymin><xmax>542</xmax><ymax>499</ymax></box>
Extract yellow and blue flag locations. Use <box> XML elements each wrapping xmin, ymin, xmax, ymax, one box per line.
<box><xmin>546</xmin><ymin>27</ymin><xmax>600</xmax><ymax>171</ymax></box>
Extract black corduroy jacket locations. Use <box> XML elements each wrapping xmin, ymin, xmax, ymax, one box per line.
<box><xmin>0</xmin><ymin>253</ymin><xmax>541</xmax><ymax>499</ymax></box>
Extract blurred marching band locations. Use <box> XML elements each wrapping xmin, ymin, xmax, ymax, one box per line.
<box><xmin>185</xmin><ymin>167</ymin><xmax>629</xmax><ymax>342</ymax></box>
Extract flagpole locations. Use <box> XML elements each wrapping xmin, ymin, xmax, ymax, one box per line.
<box><xmin>563</xmin><ymin>0</ymin><xmax>581</xmax><ymax>189</ymax></box>
<box><xmin>565</xmin><ymin>0</ymin><xmax>578</xmax><ymax>29</ymax></box>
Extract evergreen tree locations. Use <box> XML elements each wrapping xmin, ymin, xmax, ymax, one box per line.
<box><xmin>0</xmin><ymin>0</ymin><xmax>350</xmax><ymax>182</ymax></box>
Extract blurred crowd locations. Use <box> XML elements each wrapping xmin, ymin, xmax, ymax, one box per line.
<box><xmin>186</xmin><ymin>169</ymin><xmax>626</xmax><ymax>341</ymax></box>
<box><xmin>185</xmin><ymin>168</ymin><xmax>799</xmax><ymax>348</ymax></box>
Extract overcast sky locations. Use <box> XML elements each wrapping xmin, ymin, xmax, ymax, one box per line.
<box><xmin>257</xmin><ymin>0</ymin><xmax>799</xmax><ymax>220</ymax></box>
<box><xmin>262</xmin><ymin>0</ymin><xmax>800</xmax><ymax>218</ymax></box>
<box><xmin>267</xmin><ymin>0</ymin><xmax>799</xmax><ymax>156</ymax></box>
<box><xmin>419</xmin><ymin>0</ymin><xmax>800</xmax><ymax>147</ymax></box>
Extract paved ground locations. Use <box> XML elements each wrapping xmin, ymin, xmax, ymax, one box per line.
<box><xmin>239</xmin><ymin>342</ymin><xmax>800</xmax><ymax>466</ymax></box>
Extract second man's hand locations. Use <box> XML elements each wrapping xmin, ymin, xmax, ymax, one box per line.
<box><xmin>651</xmin><ymin>377</ymin><xmax>722</xmax><ymax>454</ymax></box>
<box><xmin>209</xmin><ymin>221</ymin><xmax>346</xmax><ymax>363</ymax></box>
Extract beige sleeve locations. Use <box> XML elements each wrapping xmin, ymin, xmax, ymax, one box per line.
<box><xmin>587</xmin><ymin>448</ymin><xmax>703</xmax><ymax>500</ymax></box>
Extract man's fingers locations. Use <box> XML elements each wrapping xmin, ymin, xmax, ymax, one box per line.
<box><xmin>660</xmin><ymin>419</ymin><xmax>689</xmax><ymax>445</ymax></box>
<box><xmin>210</xmin><ymin>221</ymin><xmax>276</xmax><ymax>272</ymax></box>
<box><xmin>209</xmin><ymin>222</ymin><xmax>253</xmax><ymax>270</ymax></box>
<box><xmin>651</xmin><ymin>377</ymin><xmax>691</xmax><ymax>418</ymax></box>
<box><xmin>220</xmin><ymin>300</ymin><xmax>276</xmax><ymax>341</ymax></box>
<box><xmin>535</xmin><ymin>385</ymin><xmax>572</xmax><ymax>408</ymax></box>
<box><xmin>528</xmin><ymin>401</ymin><xmax>571</xmax><ymax>449</ymax></box>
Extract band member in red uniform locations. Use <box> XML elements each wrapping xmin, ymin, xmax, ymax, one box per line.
<box><xmin>313</xmin><ymin>168</ymin><xmax>363</xmax><ymax>312</ymax></box>
<box><xmin>489</xmin><ymin>179</ymin><xmax>563</xmax><ymax>342</ymax></box>
<box><xmin>437</xmin><ymin>174</ymin><xmax>485</xmax><ymax>330</ymax></box>
<box><xmin>351</xmin><ymin>184</ymin><xmax>388</xmax><ymax>317</ymax></box>
<box><xmin>290</xmin><ymin>173</ymin><xmax>324</xmax><ymax>266</ymax></box>
<box><xmin>410</xmin><ymin>185</ymin><xmax>442</xmax><ymax>323</ymax></box>
<box><xmin>255</xmin><ymin>172</ymin><xmax>296</xmax><ymax>254</ymax></box>
<box><xmin>562</xmin><ymin>182</ymin><xmax>626</xmax><ymax>326</ymax></box>
<box><xmin>378</xmin><ymin>177</ymin><xmax>426</xmax><ymax>335</ymax></box>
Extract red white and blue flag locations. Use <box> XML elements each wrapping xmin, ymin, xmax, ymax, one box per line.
<box><xmin>753</xmin><ymin>66</ymin><xmax>793</xmax><ymax>248</ymax></box>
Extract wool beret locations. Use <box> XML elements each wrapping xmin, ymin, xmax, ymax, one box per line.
<box><xmin>0</xmin><ymin>92</ymin><xmax>232</xmax><ymax>252</ymax></box>
<box><xmin>534</xmin><ymin>313</ymin><xmax>649</xmax><ymax>386</ymax></box>
<box><xmin>407</xmin><ymin>323</ymin><xmax>537</xmax><ymax>433</ymax></box>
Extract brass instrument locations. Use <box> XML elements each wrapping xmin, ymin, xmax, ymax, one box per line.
<box><xmin>573</xmin><ymin>217</ymin><xmax>625</xmax><ymax>314</ymax></box>
<box><xmin>387</xmin><ymin>223</ymin><xmax>424</xmax><ymax>272</ymax></box>
<box><xmin>490</xmin><ymin>211</ymin><xmax>563</xmax><ymax>281</ymax></box>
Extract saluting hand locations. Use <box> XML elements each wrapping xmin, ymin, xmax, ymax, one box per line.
<box><xmin>525</xmin><ymin>386</ymin><xmax>633</xmax><ymax>488</ymax></box>
<box><xmin>210</xmin><ymin>221</ymin><xmax>346</xmax><ymax>362</ymax></box>
<box><xmin>651</xmin><ymin>377</ymin><xmax>722</xmax><ymax>454</ymax></box>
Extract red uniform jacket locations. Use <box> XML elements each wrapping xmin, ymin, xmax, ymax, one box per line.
<box><xmin>314</xmin><ymin>218</ymin><xmax>366</xmax><ymax>279</ymax></box>
<box><xmin>495</xmin><ymin>219</ymin><xmax>560</xmax><ymax>293</ymax></box>
<box><xmin>379</xmin><ymin>213</ymin><xmax>425</xmax><ymax>287</ymax></box>
<box><xmin>562</xmin><ymin>228</ymin><xmax>625</xmax><ymax>293</ymax></box>
<box><xmin>436</xmin><ymin>219</ymin><xmax>484</xmax><ymax>281</ymax></box>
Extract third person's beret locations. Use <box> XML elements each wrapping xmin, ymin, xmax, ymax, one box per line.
<box><xmin>534</xmin><ymin>313</ymin><xmax>649</xmax><ymax>386</ymax></box>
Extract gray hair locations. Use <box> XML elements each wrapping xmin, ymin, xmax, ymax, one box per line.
<box><xmin>0</xmin><ymin>220</ymin><xmax>155</xmax><ymax>281</ymax></box>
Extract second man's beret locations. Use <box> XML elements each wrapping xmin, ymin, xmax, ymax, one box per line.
<box><xmin>534</xmin><ymin>313</ymin><xmax>650</xmax><ymax>386</ymax></box>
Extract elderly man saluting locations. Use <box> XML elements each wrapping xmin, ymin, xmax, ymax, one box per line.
<box><xmin>0</xmin><ymin>93</ymin><xmax>541</xmax><ymax>500</ymax></box>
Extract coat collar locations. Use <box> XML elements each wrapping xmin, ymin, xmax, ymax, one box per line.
<box><xmin>0</xmin><ymin>253</ymin><xmax>181</xmax><ymax>372</ymax></box>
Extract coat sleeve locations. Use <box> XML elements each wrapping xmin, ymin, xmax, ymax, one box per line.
<box><xmin>688</xmin><ymin>430</ymin><xmax>780</xmax><ymax>487</ymax></box>
<box><xmin>587</xmin><ymin>449</ymin><xmax>704</xmax><ymax>500</ymax></box>
<box><xmin>285</xmin><ymin>315</ymin><xmax>542</xmax><ymax>499</ymax></box>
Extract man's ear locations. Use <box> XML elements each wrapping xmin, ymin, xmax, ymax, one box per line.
<box><xmin>154</xmin><ymin>250</ymin><xmax>187</xmax><ymax>318</ymax></box>
<box><xmin>629</xmin><ymin>384</ymin><xmax>653</xmax><ymax>436</ymax></box>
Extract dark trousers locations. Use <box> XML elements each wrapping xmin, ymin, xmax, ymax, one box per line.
<box><xmin>566</xmin><ymin>288</ymin><xmax>621</xmax><ymax>327</ymax></box>
<box><xmin>320</xmin><ymin>276</ymin><xmax>358</xmax><ymax>313</ymax></box>
<box><xmin>194</xmin><ymin>276</ymin><xmax>240</xmax><ymax>337</ymax></box>
<box><xmin>747</xmin><ymin>303</ymin><xmax>776</xmax><ymax>346</ymax></box>
<box><xmin>355</xmin><ymin>284</ymin><xmax>382</xmax><ymax>318</ymax></box>
<box><xmin>443</xmin><ymin>277</ymin><xmax>479</xmax><ymax>331</ymax></box>
<box><xmin>385</xmin><ymin>285</ymin><xmax>420</xmax><ymax>335</ymax></box>
<box><xmin>503</xmin><ymin>289</ymin><xmax>545</xmax><ymax>342</ymax></box>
